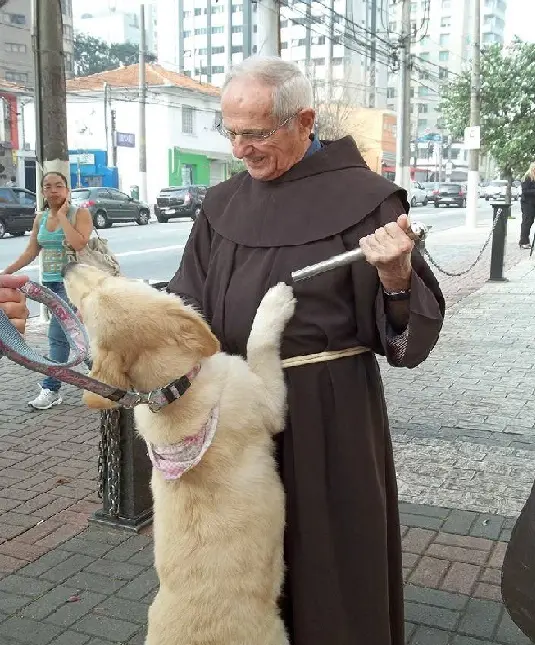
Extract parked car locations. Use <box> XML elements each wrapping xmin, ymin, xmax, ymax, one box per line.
<box><xmin>409</xmin><ymin>181</ymin><xmax>428</xmax><ymax>207</ymax></box>
<box><xmin>434</xmin><ymin>182</ymin><xmax>467</xmax><ymax>208</ymax></box>
<box><xmin>421</xmin><ymin>182</ymin><xmax>439</xmax><ymax>204</ymax></box>
<box><xmin>154</xmin><ymin>185</ymin><xmax>208</xmax><ymax>222</ymax></box>
<box><xmin>0</xmin><ymin>186</ymin><xmax>37</xmax><ymax>238</ymax></box>
<box><xmin>70</xmin><ymin>187</ymin><xmax>151</xmax><ymax>229</ymax></box>
<box><xmin>484</xmin><ymin>180</ymin><xmax>520</xmax><ymax>201</ymax></box>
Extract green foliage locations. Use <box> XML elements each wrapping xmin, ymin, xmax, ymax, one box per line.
<box><xmin>74</xmin><ymin>33</ymin><xmax>157</xmax><ymax>77</ymax></box>
<box><xmin>440</xmin><ymin>40</ymin><xmax>535</xmax><ymax>177</ymax></box>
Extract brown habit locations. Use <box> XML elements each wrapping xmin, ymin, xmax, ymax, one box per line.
<box><xmin>168</xmin><ymin>137</ymin><xmax>445</xmax><ymax>645</ymax></box>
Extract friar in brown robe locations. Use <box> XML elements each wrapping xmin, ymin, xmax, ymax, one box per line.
<box><xmin>168</xmin><ymin>135</ymin><xmax>445</xmax><ymax>645</ymax></box>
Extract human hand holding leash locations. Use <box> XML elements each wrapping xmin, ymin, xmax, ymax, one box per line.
<box><xmin>0</xmin><ymin>274</ymin><xmax>29</xmax><ymax>334</ymax></box>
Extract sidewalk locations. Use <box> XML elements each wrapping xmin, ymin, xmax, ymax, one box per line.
<box><xmin>0</xmin><ymin>215</ymin><xmax>534</xmax><ymax>644</ymax></box>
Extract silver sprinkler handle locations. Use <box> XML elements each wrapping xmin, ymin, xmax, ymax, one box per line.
<box><xmin>291</xmin><ymin>222</ymin><xmax>429</xmax><ymax>283</ymax></box>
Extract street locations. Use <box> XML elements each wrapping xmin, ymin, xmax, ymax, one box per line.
<box><xmin>0</xmin><ymin>200</ymin><xmax>517</xmax><ymax>318</ymax></box>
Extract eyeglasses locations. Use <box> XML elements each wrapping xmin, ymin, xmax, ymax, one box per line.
<box><xmin>216</xmin><ymin>112</ymin><xmax>299</xmax><ymax>143</ymax></box>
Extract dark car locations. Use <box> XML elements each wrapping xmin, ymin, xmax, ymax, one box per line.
<box><xmin>155</xmin><ymin>185</ymin><xmax>208</xmax><ymax>222</ymax></box>
<box><xmin>0</xmin><ymin>186</ymin><xmax>37</xmax><ymax>238</ymax></box>
<box><xmin>434</xmin><ymin>183</ymin><xmax>467</xmax><ymax>208</ymax></box>
<box><xmin>421</xmin><ymin>182</ymin><xmax>439</xmax><ymax>203</ymax></box>
<box><xmin>70</xmin><ymin>187</ymin><xmax>151</xmax><ymax>229</ymax></box>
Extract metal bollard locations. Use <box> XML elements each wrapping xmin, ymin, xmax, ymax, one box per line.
<box><xmin>489</xmin><ymin>202</ymin><xmax>510</xmax><ymax>282</ymax></box>
<box><xmin>90</xmin><ymin>280</ymin><xmax>170</xmax><ymax>532</ymax></box>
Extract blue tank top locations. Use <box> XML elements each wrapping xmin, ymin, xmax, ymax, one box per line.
<box><xmin>37</xmin><ymin>209</ymin><xmax>70</xmax><ymax>283</ymax></box>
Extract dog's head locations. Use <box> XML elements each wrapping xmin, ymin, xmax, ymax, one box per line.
<box><xmin>63</xmin><ymin>263</ymin><xmax>220</xmax><ymax>409</ymax></box>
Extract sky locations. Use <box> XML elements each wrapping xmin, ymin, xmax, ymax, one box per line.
<box><xmin>504</xmin><ymin>0</ymin><xmax>535</xmax><ymax>43</ymax></box>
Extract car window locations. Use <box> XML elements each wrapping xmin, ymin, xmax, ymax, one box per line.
<box><xmin>71</xmin><ymin>189</ymin><xmax>91</xmax><ymax>200</ymax></box>
<box><xmin>12</xmin><ymin>188</ymin><xmax>35</xmax><ymax>206</ymax></box>
<box><xmin>107</xmin><ymin>189</ymin><xmax>129</xmax><ymax>201</ymax></box>
<box><xmin>96</xmin><ymin>189</ymin><xmax>111</xmax><ymax>199</ymax></box>
<box><xmin>0</xmin><ymin>188</ymin><xmax>14</xmax><ymax>203</ymax></box>
<box><xmin>162</xmin><ymin>188</ymin><xmax>188</xmax><ymax>197</ymax></box>
<box><xmin>490</xmin><ymin>180</ymin><xmax>507</xmax><ymax>187</ymax></box>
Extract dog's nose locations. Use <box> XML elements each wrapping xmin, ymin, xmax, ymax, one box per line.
<box><xmin>61</xmin><ymin>262</ymin><xmax>76</xmax><ymax>278</ymax></box>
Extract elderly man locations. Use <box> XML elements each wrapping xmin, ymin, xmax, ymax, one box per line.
<box><xmin>169</xmin><ymin>56</ymin><xmax>444</xmax><ymax>645</ymax></box>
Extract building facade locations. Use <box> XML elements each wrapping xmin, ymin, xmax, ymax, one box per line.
<box><xmin>387</xmin><ymin>0</ymin><xmax>507</xmax><ymax>180</ymax></box>
<box><xmin>0</xmin><ymin>0</ymin><xmax>74</xmax><ymax>87</ymax></box>
<box><xmin>156</xmin><ymin>0</ymin><xmax>389</xmax><ymax>108</ymax></box>
<box><xmin>22</xmin><ymin>64</ymin><xmax>232</xmax><ymax>203</ymax></box>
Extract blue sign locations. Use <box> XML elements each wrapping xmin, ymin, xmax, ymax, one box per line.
<box><xmin>417</xmin><ymin>133</ymin><xmax>443</xmax><ymax>143</ymax></box>
<box><xmin>116</xmin><ymin>132</ymin><xmax>136</xmax><ymax>148</ymax></box>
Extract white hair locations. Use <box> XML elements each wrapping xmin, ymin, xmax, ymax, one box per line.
<box><xmin>222</xmin><ymin>56</ymin><xmax>313</xmax><ymax>120</ymax></box>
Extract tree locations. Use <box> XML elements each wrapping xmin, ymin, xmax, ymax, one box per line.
<box><xmin>440</xmin><ymin>40</ymin><xmax>535</xmax><ymax>183</ymax></box>
<box><xmin>73</xmin><ymin>33</ymin><xmax>157</xmax><ymax>77</ymax></box>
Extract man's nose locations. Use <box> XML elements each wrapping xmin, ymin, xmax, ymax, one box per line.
<box><xmin>231</xmin><ymin>136</ymin><xmax>252</xmax><ymax>159</ymax></box>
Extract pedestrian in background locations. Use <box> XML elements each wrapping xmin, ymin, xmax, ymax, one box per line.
<box><xmin>519</xmin><ymin>162</ymin><xmax>535</xmax><ymax>249</ymax></box>
<box><xmin>1</xmin><ymin>172</ymin><xmax>92</xmax><ymax>409</ymax></box>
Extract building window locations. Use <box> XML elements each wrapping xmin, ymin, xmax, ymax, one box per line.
<box><xmin>182</xmin><ymin>106</ymin><xmax>195</xmax><ymax>135</ymax></box>
<box><xmin>212</xmin><ymin>46</ymin><xmax>225</xmax><ymax>54</ymax></box>
<box><xmin>231</xmin><ymin>25</ymin><xmax>242</xmax><ymax>33</ymax></box>
<box><xmin>194</xmin><ymin>8</ymin><xmax>202</xmax><ymax>15</ymax></box>
<box><xmin>232</xmin><ymin>4</ymin><xmax>243</xmax><ymax>11</ymax></box>
<box><xmin>291</xmin><ymin>39</ymin><xmax>306</xmax><ymax>47</ymax></box>
<box><xmin>280</xmin><ymin>19</ymin><xmax>288</xmax><ymax>27</ymax></box>
<box><xmin>389</xmin><ymin>21</ymin><xmax>396</xmax><ymax>32</ymax></box>
<box><xmin>5</xmin><ymin>43</ymin><xmax>27</xmax><ymax>53</ymax></box>
<box><xmin>5</xmin><ymin>71</ymin><xmax>28</xmax><ymax>83</ymax></box>
<box><xmin>419</xmin><ymin>70</ymin><xmax>430</xmax><ymax>80</ymax></box>
<box><xmin>418</xmin><ymin>119</ymin><xmax>428</xmax><ymax>129</ymax></box>
<box><xmin>439</xmin><ymin>33</ymin><xmax>450</xmax><ymax>46</ymax></box>
<box><xmin>332</xmin><ymin>57</ymin><xmax>343</xmax><ymax>66</ymax></box>
<box><xmin>419</xmin><ymin>52</ymin><xmax>430</xmax><ymax>60</ymax></box>
<box><xmin>2</xmin><ymin>13</ymin><xmax>26</xmax><ymax>25</ymax></box>
<box><xmin>60</xmin><ymin>0</ymin><xmax>71</xmax><ymax>17</ymax></box>
<box><xmin>194</xmin><ymin>28</ymin><xmax>207</xmax><ymax>35</ymax></box>
<box><xmin>281</xmin><ymin>41</ymin><xmax>288</xmax><ymax>49</ymax></box>
<box><xmin>418</xmin><ymin>103</ymin><xmax>428</xmax><ymax>113</ymax></box>
<box><xmin>418</xmin><ymin>86</ymin><xmax>429</xmax><ymax>96</ymax></box>
<box><xmin>311</xmin><ymin>35</ymin><xmax>325</xmax><ymax>45</ymax></box>
<box><xmin>387</xmin><ymin>87</ymin><xmax>396</xmax><ymax>98</ymax></box>
<box><xmin>410</xmin><ymin>3</ymin><xmax>417</xmax><ymax>13</ymax></box>
<box><xmin>439</xmin><ymin>66</ymin><xmax>448</xmax><ymax>80</ymax></box>
<box><xmin>183</xmin><ymin>11</ymin><xmax>191</xmax><ymax>18</ymax></box>
<box><xmin>211</xmin><ymin>5</ymin><xmax>225</xmax><ymax>12</ymax></box>
<box><xmin>312</xmin><ymin>58</ymin><xmax>325</xmax><ymax>66</ymax></box>
<box><xmin>196</xmin><ymin>48</ymin><xmax>207</xmax><ymax>55</ymax></box>
<box><xmin>212</xmin><ymin>26</ymin><xmax>224</xmax><ymax>34</ymax></box>
<box><xmin>231</xmin><ymin>45</ymin><xmax>243</xmax><ymax>53</ymax></box>
<box><xmin>420</xmin><ymin>36</ymin><xmax>430</xmax><ymax>47</ymax></box>
<box><xmin>441</xmin><ymin>0</ymin><xmax>451</xmax><ymax>8</ymax></box>
<box><xmin>440</xmin><ymin>16</ymin><xmax>451</xmax><ymax>28</ymax></box>
<box><xmin>212</xmin><ymin>66</ymin><xmax>225</xmax><ymax>73</ymax></box>
<box><xmin>439</xmin><ymin>50</ymin><xmax>449</xmax><ymax>61</ymax></box>
<box><xmin>253</xmin><ymin>24</ymin><xmax>257</xmax><ymax>32</ymax></box>
<box><xmin>183</xmin><ymin>30</ymin><xmax>192</xmax><ymax>38</ymax></box>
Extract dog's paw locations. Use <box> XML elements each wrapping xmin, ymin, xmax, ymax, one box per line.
<box><xmin>258</xmin><ymin>283</ymin><xmax>296</xmax><ymax>329</ymax></box>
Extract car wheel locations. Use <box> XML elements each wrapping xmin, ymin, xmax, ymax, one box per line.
<box><xmin>192</xmin><ymin>206</ymin><xmax>202</xmax><ymax>221</ymax></box>
<box><xmin>423</xmin><ymin>198</ymin><xmax>429</xmax><ymax>206</ymax></box>
<box><xmin>10</xmin><ymin>231</ymin><xmax>26</xmax><ymax>237</ymax></box>
<box><xmin>410</xmin><ymin>197</ymin><xmax>417</xmax><ymax>207</ymax></box>
<box><xmin>434</xmin><ymin>202</ymin><xmax>440</xmax><ymax>209</ymax></box>
<box><xmin>156</xmin><ymin>213</ymin><xmax>168</xmax><ymax>223</ymax></box>
<box><xmin>94</xmin><ymin>211</ymin><xmax>109</xmax><ymax>229</ymax></box>
<box><xmin>0</xmin><ymin>219</ymin><xmax>5</xmax><ymax>238</ymax></box>
<box><xmin>137</xmin><ymin>210</ymin><xmax>150</xmax><ymax>225</ymax></box>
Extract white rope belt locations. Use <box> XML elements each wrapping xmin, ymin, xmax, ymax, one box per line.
<box><xmin>281</xmin><ymin>346</ymin><xmax>370</xmax><ymax>369</ymax></box>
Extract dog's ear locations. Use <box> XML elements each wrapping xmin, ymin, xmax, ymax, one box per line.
<box><xmin>168</xmin><ymin>306</ymin><xmax>220</xmax><ymax>359</ymax></box>
<box><xmin>83</xmin><ymin>349</ymin><xmax>131</xmax><ymax>410</ymax></box>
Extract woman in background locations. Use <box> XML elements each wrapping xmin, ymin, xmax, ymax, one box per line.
<box><xmin>519</xmin><ymin>162</ymin><xmax>535</xmax><ymax>249</ymax></box>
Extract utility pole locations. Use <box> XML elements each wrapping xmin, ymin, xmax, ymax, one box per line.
<box><xmin>395</xmin><ymin>0</ymin><xmax>411</xmax><ymax>192</ymax></box>
<box><xmin>256</xmin><ymin>0</ymin><xmax>280</xmax><ymax>56</ymax></box>
<box><xmin>242</xmin><ymin>0</ymin><xmax>253</xmax><ymax>58</ymax></box>
<box><xmin>110</xmin><ymin>108</ymin><xmax>117</xmax><ymax>167</ymax></box>
<box><xmin>369</xmin><ymin>0</ymin><xmax>377</xmax><ymax>108</ymax></box>
<box><xmin>138</xmin><ymin>3</ymin><xmax>148</xmax><ymax>204</ymax></box>
<box><xmin>466</xmin><ymin>0</ymin><xmax>481</xmax><ymax>228</ymax></box>
<box><xmin>32</xmin><ymin>0</ymin><xmax>69</xmax><ymax>322</ymax></box>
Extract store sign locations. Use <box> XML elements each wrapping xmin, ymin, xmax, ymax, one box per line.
<box><xmin>69</xmin><ymin>153</ymin><xmax>95</xmax><ymax>165</ymax></box>
<box><xmin>115</xmin><ymin>132</ymin><xmax>136</xmax><ymax>148</ymax></box>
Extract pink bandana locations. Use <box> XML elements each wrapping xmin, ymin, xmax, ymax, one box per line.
<box><xmin>146</xmin><ymin>406</ymin><xmax>220</xmax><ymax>480</ymax></box>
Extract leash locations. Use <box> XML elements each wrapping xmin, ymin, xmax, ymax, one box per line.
<box><xmin>0</xmin><ymin>281</ymin><xmax>198</xmax><ymax>413</ymax></box>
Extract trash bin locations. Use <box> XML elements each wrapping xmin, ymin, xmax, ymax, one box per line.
<box><xmin>90</xmin><ymin>281</ymin><xmax>170</xmax><ymax>532</ymax></box>
<box><xmin>130</xmin><ymin>185</ymin><xmax>139</xmax><ymax>201</ymax></box>
<box><xmin>489</xmin><ymin>200</ymin><xmax>510</xmax><ymax>282</ymax></box>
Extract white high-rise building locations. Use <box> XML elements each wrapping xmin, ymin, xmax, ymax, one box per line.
<box><xmin>387</xmin><ymin>0</ymin><xmax>507</xmax><ymax>180</ymax></box>
<box><xmin>156</xmin><ymin>0</ymin><xmax>390</xmax><ymax>108</ymax></box>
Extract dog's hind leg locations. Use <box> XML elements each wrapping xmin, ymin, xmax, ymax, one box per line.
<box><xmin>246</xmin><ymin>283</ymin><xmax>296</xmax><ymax>432</ymax></box>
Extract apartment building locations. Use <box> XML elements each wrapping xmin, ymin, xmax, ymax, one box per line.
<box><xmin>0</xmin><ymin>0</ymin><xmax>74</xmax><ymax>88</ymax></box>
<box><xmin>387</xmin><ymin>0</ymin><xmax>507</xmax><ymax>179</ymax></box>
<box><xmin>156</xmin><ymin>0</ymin><xmax>389</xmax><ymax>108</ymax></box>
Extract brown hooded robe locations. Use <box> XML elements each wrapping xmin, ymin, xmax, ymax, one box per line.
<box><xmin>168</xmin><ymin>136</ymin><xmax>445</xmax><ymax>645</ymax></box>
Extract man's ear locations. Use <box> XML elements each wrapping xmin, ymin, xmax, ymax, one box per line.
<box><xmin>83</xmin><ymin>349</ymin><xmax>131</xmax><ymax>410</ymax></box>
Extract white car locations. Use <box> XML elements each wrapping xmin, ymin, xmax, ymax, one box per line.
<box><xmin>409</xmin><ymin>181</ymin><xmax>428</xmax><ymax>207</ymax></box>
<box><xmin>484</xmin><ymin>180</ymin><xmax>520</xmax><ymax>201</ymax></box>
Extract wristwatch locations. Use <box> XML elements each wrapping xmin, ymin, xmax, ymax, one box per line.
<box><xmin>383</xmin><ymin>287</ymin><xmax>411</xmax><ymax>301</ymax></box>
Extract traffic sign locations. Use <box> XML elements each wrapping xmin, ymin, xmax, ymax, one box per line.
<box><xmin>464</xmin><ymin>126</ymin><xmax>481</xmax><ymax>150</ymax></box>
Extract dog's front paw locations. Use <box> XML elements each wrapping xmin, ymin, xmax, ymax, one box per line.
<box><xmin>259</xmin><ymin>282</ymin><xmax>296</xmax><ymax>327</ymax></box>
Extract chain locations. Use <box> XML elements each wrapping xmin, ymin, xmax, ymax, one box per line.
<box><xmin>99</xmin><ymin>409</ymin><xmax>122</xmax><ymax>517</ymax></box>
<box><xmin>423</xmin><ymin>209</ymin><xmax>505</xmax><ymax>277</ymax></box>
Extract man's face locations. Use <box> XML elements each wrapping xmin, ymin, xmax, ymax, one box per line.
<box><xmin>221</xmin><ymin>79</ymin><xmax>315</xmax><ymax>181</ymax></box>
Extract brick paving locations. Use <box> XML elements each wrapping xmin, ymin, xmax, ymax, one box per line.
<box><xmin>0</xmin><ymin>213</ymin><xmax>534</xmax><ymax>644</ymax></box>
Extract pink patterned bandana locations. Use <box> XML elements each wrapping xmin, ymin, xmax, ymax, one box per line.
<box><xmin>146</xmin><ymin>406</ymin><xmax>220</xmax><ymax>480</ymax></box>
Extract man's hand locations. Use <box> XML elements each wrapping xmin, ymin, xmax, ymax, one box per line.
<box><xmin>0</xmin><ymin>275</ymin><xmax>30</xmax><ymax>334</ymax></box>
<box><xmin>359</xmin><ymin>214</ymin><xmax>413</xmax><ymax>291</ymax></box>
